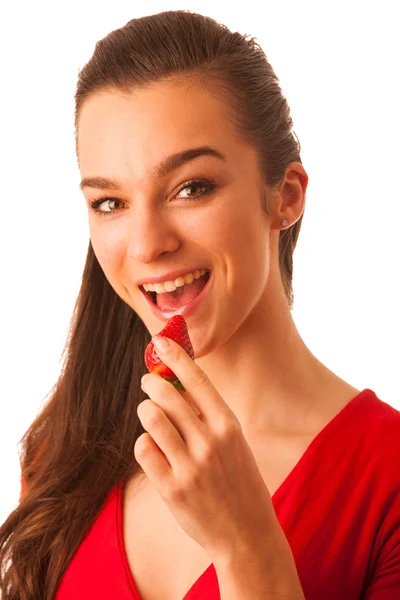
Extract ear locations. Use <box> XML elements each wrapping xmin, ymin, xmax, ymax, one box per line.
<box><xmin>270</xmin><ymin>162</ymin><xmax>308</xmax><ymax>230</ymax></box>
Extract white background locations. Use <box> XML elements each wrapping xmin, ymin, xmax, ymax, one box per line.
<box><xmin>1</xmin><ymin>1</ymin><xmax>399</xmax><ymax>524</ymax></box>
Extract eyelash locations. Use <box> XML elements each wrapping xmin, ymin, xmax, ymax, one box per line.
<box><xmin>88</xmin><ymin>179</ymin><xmax>216</xmax><ymax>218</ymax></box>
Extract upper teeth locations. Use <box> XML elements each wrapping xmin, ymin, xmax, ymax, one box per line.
<box><xmin>143</xmin><ymin>268</ymin><xmax>207</xmax><ymax>294</ymax></box>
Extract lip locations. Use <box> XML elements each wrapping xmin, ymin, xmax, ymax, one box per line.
<box><xmin>136</xmin><ymin>267</ymin><xmax>209</xmax><ymax>286</ymax></box>
<box><xmin>140</xmin><ymin>270</ymin><xmax>213</xmax><ymax>322</ymax></box>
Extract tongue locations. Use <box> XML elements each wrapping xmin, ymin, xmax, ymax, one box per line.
<box><xmin>156</xmin><ymin>274</ymin><xmax>208</xmax><ymax>310</ymax></box>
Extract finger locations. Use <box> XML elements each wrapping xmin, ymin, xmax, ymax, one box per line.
<box><xmin>137</xmin><ymin>399</ymin><xmax>190</xmax><ymax>472</ymax></box>
<box><xmin>142</xmin><ymin>369</ymin><xmax>202</xmax><ymax>419</ymax></box>
<box><xmin>134</xmin><ymin>430</ymin><xmax>167</xmax><ymax>465</ymax></box>
<box><xmin>151</xmin><ymin>335</ymin><xmax>231</xmax><ymax>424</ymax></box>
<box><xmin>134</xmin><ymin>430</ymin><xmax>183</xmax><ymax>498</ymax></box>
<box><xmin>141</xmin><ymin>374</ymin><xmax>207</xmax><ymax>448</ymax></box>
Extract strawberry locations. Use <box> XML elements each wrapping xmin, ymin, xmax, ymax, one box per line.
<box><xmin>144</xmin><ymin>315</ymin><xmax>194</xmax><ymax>391</ymax></box>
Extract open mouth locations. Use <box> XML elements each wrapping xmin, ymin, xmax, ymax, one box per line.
<box><xmin>140</xmin><ymin>270</ymin><xmax>211</xmax><ymax>309</ymax></box>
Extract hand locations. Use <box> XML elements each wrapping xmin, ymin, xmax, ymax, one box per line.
<box><xmin>135</xmin><ymin>334</ymin><xmax>282</xmax><ymax>565</ymax></box>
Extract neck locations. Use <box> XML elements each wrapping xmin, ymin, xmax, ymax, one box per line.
<box><xmin>195</xmin><ymin>266</ymin><xmax>343</xmax><ymax>437</ymax></box>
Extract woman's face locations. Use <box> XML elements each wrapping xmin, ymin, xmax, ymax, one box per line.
<box><xmin>77</xmin><ymin>80</ymin><xmax>275</xmax><ymax>354</ymax></box>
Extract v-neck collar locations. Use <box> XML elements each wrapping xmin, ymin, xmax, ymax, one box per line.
<box><xmin>117</xmin><ymin>388</ymin><xmax>376</xmax><ymax>600</ymax></box>
<box><xmin>270</xmin><ymin>388</ymin><xmax>375</xmax><ymax>504</ymax></box>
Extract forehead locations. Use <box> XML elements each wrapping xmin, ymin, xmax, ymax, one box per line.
<box><xmin>77</xmin><ymin>81</ymin><xmax>238</xmax><ymax>174</ymax></box>
<box><xmin>77</xmin><ymin>83</ymin><xmax>230</xmax><ymax>162</ymax></box>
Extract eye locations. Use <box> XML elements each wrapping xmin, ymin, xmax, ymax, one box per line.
<box><xmin>88</xmin><ymin>179</ymin><xmax>216</xmax><ymax>218</ymax></box>
<box><xmin>88</xmin><ymin>196</ymin><xmax>126</xmax><ymax>217</ymax></box>
<box><xmin>175</xmin><ymin>179</ymin><xmax>216</xmax><ymax>201</ymax></box>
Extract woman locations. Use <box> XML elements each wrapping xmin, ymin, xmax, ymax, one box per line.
<box><xmin>1</xmin><ymin>9</ymin><xmax>399</xmax><ymax>600</ymax></box>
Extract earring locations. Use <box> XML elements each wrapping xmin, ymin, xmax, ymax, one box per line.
<box><xmin>281</xmin><ymin>219</ymin><xmax>288</xmax><ymax>227</ymax></box>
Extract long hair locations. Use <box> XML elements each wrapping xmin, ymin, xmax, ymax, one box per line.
<box><xmin>0</xmin><ymin>10</ymin><xmax>304</xmax><ymax>599</ymax></box>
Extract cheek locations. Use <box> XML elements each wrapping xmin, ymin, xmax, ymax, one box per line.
<box><xmin>198</xmin><ymin>201</ymin><xmax>244</xmax><ymax>246</ymax></box>
<box><xmin>90</xmin><ymin>233</ymin><xmax>133</xmax><ymax>306</ymax></box>
<box><xmin>207</xmin><ymin>202</ymin><xmax>266</xmax><ymax>258</ymax></box>
<box><xmin>90</xmin><ymin>227</ymin><xmax>125</xmax><ymax>275</ymax></box>
<box><xmin>216</xmin><ymin>207</ymin><xmax>270</xmax><ymax>293</ymax></box>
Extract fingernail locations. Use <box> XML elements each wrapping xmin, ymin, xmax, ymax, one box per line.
<box><xmin>153</xmin><ymin>335</ymin><xmax>171</xmax><ymax>353</ymax></box>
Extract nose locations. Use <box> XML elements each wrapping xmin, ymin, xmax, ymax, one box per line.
<box><xmin>126</xmin><ymin>204</ymin><xmax>180</xmax><ymax>264</ymax></box>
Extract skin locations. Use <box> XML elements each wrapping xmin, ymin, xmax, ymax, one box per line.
<box><xmin>77</xmin><ymin>79</ymin><xmax>360</xmax><ymax>597</ymax></box>
<box><xmin>77</xmin><ymin>79</ymin><xmax>359</xmax><ymax>445</ymax></box>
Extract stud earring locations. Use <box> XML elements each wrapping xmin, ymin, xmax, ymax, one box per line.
<box><xmin>281</xmin><ymin>219</ymin><xmax>288</xmax><ymax>227</ymax></box>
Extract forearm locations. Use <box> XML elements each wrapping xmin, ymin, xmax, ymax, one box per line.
<box><xmin>213</xmin><ymin>534</ymin><xmax>305</xmax><ymax>600</ymax></box>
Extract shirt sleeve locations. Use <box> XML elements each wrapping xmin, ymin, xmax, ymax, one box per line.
<box><xmin>363</xmin><ymin>493</ymin><xmax>400</xmax><ymax>599</ymax></box>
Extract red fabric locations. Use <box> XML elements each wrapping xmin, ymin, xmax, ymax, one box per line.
<box><xmin>44</xmin><ymin>388</ymin><xmax>400</xmax><ymax>599</ymax></box>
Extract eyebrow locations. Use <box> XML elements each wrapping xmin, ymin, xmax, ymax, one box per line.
<box><xmin>79</xmin><ymin>145</ymin><xmax>226</xmax><ymax>191</ymax></box>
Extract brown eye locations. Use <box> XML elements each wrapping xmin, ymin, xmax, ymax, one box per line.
<box><xmin>88</xmin><ymin>197</ymin><xmax>126</xmax><ymax>217</ymax></box>
<box><xmin>175</xmin><ymin>180</ymin><xmax>216</xmax><ymax>202</ymax></box>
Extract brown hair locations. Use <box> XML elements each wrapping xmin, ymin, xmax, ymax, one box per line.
<box><xmin>0</xmin><ymin>9</ymin><xmax>303</xmax><ymax>599</ymax></box>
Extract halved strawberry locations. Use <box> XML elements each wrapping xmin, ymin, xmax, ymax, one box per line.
<box><xmin>144</xmin><ymin>315</ymin><xmax>194</xmax><ymax>391</ymax></box>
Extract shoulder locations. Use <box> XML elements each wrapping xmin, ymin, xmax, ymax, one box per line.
<box><xmin>365</xmin><ymin>389</ymin><xmax>400</xmax><ymax>432</ymax></box>
<box><xmin>359</xmin><ymin>389</ymin><xmax>400</xmax><ymax>477</ymax></box>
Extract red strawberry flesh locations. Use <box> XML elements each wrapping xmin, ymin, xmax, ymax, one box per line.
<box><xmin>144</xmin><ymin>315</ymin><xmax>194</xmax><ymax>391</ymax></box>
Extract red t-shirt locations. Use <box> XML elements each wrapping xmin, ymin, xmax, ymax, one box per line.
<box><xmin>28</xmin><ymin>388</ymin><xmax>400</xmax><ymax>599</ymax></box>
